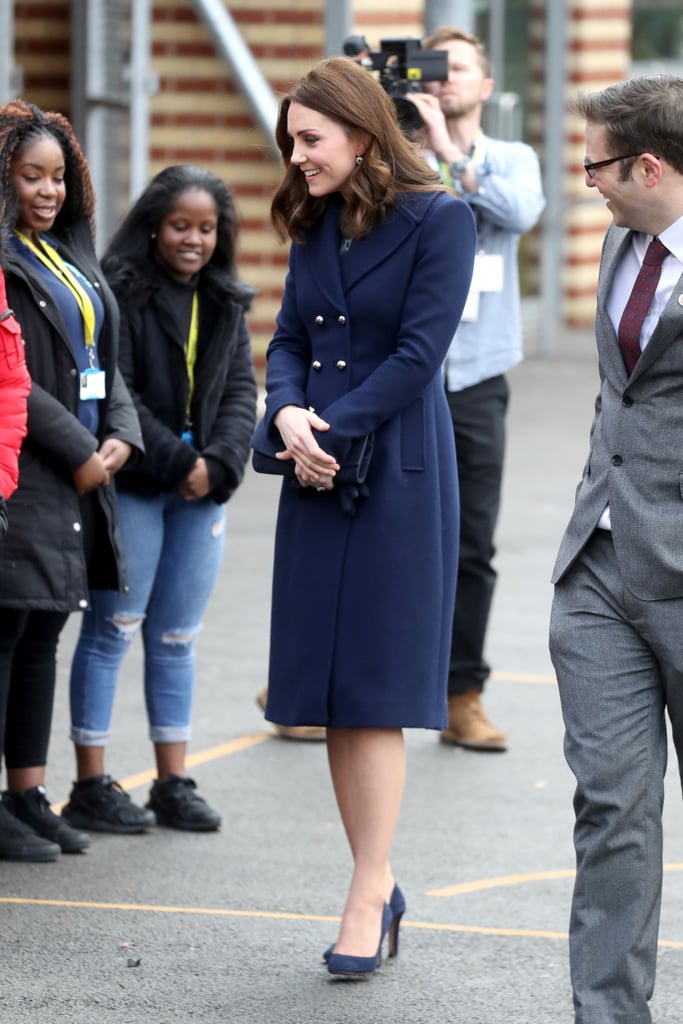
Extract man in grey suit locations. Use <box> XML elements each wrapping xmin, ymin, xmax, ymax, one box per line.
<box><xmin>549</xmin><ymin>75</ymin><xmax>683</xmax><ymax>1024</ymax></box>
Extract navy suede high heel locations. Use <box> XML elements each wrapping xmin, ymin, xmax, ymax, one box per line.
<box><xmin>386</xmin><ymin>883</ymin><xmax>405</xmax><ymax>958</ymax></box>
<box><xmin>323</xmin><ymin>884</ymin><xmax>405</xmax><ymax>964</ymax></box>
<box><xmin>327</xmin><ymin>902</ymin><xmax>392</xmax><ymax>978</ymax></box>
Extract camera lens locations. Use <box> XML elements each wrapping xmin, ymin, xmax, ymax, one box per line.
<box><xmin>393</xmin><ymin>97</ymin><xmax>423</xmax><ymax>135</ymax></box>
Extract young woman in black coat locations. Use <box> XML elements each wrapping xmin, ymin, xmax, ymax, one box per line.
<box><xmin>0</xmin><ymin>101</ymin><xmax>143</xmax><ymax>862</ymax></box>
<box><xmin>64</xmin><ymin>166</ymin><xmax>257</xmax><ymax>835</ymax></box>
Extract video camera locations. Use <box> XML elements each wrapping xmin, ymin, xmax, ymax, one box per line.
<box><xmin>342</xmin><ymin>35</ymin><xmax>448</xmax><ymax>134</ymax></box>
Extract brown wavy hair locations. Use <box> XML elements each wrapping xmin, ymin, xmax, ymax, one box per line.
<box><xmin>0</xmin><ymin>100</ymin><xmax>95</xmax><ymax>235</ymax></box>
<box><xmin>270</xmin><ymin>57</ymin><xmax>445</xmax><ymax>243</ymax></box>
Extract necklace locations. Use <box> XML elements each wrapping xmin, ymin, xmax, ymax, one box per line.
<box><xmin>340</xmin><ymin>236</ymin><xmax>352</xmax><ymax>255</ymax></box>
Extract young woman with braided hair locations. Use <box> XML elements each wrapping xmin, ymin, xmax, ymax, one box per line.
<box><xmin>0</xmin><ymin>100</ymin><xmax>142</xmax><ymax>862</ymax></box>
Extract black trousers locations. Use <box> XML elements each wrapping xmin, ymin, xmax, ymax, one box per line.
<box><xmin>0</xmin><ymin>609</ymin><xmax>69</xmax><ymax>773</ymax></box>
<box><xmin>446</xmin><ymin>374</ymin><xmax>509</xmax><ymax>696</ymax></box>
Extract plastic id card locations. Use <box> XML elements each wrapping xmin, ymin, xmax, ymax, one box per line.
<box><xmin>80</xmin><ymin>368</ymin><xmax>106</xmax><ymax>400</ymax></box>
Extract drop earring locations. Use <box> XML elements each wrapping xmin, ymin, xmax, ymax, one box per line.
<box><xmin>150</xmin><ymin>232</ymin><xmax>156</xmax><ymax>239</ymax></box>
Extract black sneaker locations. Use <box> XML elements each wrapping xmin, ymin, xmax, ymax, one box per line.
<box><xmin>5</xmin><ymin>786</ymin><xmax>90</xmax><ymax>853</ymax></box>
<box><xmin>146</xmin><ymin>775</ymin><xmax>221</xmax><ymax>832</ymax></box>
<box><xmin>62</xmin><ymin>775</ymin><xmax>155</xmax><ymax>834</ymax></box>
<box><xmin>0</xmin><ymin>795</ymin><xmax>61</xmax><ymax>861</ymax></box>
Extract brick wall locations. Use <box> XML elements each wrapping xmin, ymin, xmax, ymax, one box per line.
<box><xmin>562</xmin><ymin>1</ymin><xmax>631</xmax><ymax>327</ymax></box>
<box><xmin>149</xmin><ymin>0</ymin><xmax>432</xmax><ymax>363</ymax></box>
<box><xmin>14</xmin><ymin>1</ymin><xmax>71</xmax><ymax>114</ymax></box>
<box><xmin>12</xmin><ymin>0</ymin><xmax>625</xmax><ymax>346</ymax></box>
<box><xmin>148</xmin><ymin>0</ymin><xmax>327</xmax><ymax>366</ymax></box>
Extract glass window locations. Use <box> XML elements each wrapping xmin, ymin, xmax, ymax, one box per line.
<box><xmin>632</xmin><ymin>3</ymin><xmax>683</xmax><ymax>63</ymax></box>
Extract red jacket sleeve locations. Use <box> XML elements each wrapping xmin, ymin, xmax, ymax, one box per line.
<box><xmin>0</xmin><ymin>269</ymin><xmax>30</xmax><ymax>499</ymax></box>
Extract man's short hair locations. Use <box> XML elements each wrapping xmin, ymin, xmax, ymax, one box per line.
<box><xmin>422</xmin><ymin>26</ymin><xmax>492</xmax><ymax>78</ymax></box>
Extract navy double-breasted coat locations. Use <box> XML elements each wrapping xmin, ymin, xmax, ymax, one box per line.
<box><xmin>261</xmin><ymin>190</ymin><xmax>476</xmax><ymax>728</ymax></box>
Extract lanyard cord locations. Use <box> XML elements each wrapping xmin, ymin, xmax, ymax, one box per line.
<box><xmin>14</xmin><ymin>229</ymin><xmax>97</xmax><ymax>362</ymax></box>
<box><xmin>185</xmin><ymin>291</ymin><xmax>199</xmax><ymax>416</ymax></box>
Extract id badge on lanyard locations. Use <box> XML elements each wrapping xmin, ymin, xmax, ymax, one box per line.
<box><xmin>80</xmin><ymin>367</ymin><xmax>106</xmax><ymax>400</ymax></box>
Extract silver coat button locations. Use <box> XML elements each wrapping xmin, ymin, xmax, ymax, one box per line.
<box><xmin>39</xmin><ymin>300</ymin><xmax>47</xmax><ymax>308</ymax></box>
<box><xmin>315</xmin><ymin>315</ymin><xmax>324</xmax><ymax>325</ymax></box>
<box><xmin>336</xmin><ymin>360</ymin><xmax>347</xmax><ymax>370</ymax></box>
<box><xmin>337</xmin><ymin>315</ymin><xmax>346</xmax><ymax>325</ymax></box>
<box><xmin>312</xmin><ymin>360</ymin><xmax>322</xmax><ymax>370</ymax></box>
<box><xmin>78</xmin><ymin>599</ymin><xmax>88</xmax><ymax>608</ymax></box>
<box><xmin>73</xmin><ymin>522</ymin><xmax>82</xmax><ymax>532</ymax></box>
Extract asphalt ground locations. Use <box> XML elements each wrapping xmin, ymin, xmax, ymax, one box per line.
<box><xmin>2</xmin><ymin>337</ymin><xmax>683</xmax><ymax>1023</ymax></box>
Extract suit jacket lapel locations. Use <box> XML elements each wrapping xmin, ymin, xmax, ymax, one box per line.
<box><xmin>597</xmin><ymin>227</ymin><xmax>632</xmax><ymax>383</ymax></box>
<box><xmin>629</xmin><ymin>268</ymin><xmax>683</xmax><ymax>379</ymax></box>
<box><xmin>598</xmin><ymin>227</ymin><xmax>683</xmax><ymax>382</ymax></box>
<box><xmin>300</xmin><ymin>193</ymin><xmax>433</xmax><ymax>303</ymax></box>
<box><xmin>339</xmin><ymin>197</ymin><xmax>428</xmax><ymax>292</ymax></box>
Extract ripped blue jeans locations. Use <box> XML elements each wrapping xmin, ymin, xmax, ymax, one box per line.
<box><xmin>70</xmin><ymin>489</ymin><xmax>225</xmax><ymax>746</ymax></box>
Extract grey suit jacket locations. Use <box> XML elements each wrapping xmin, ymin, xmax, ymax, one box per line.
<box><xmin>552</xmin><ymin>223</ymin><xmax>683</xmax><ymax>600</ymax></box>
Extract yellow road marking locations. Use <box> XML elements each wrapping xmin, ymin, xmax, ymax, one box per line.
<box><xmin>50</xmin><ymin>732</ymin><xmax>272</xmax><ymax>813</ymax></box>
<box><xmin>120</xmin><ymin>732</ymin><xmax>272</xmax><ymax>790</ymax></box>
<box><xmin>0</xmin><ymin>897</ymin><xmax>681</xmax><ymax>947</ymax></box>
<box><xmin>427</xmin><ymin>869</ymin><xmax>576</xmax><ymax>897</ymax></box>
<box><xmin>40</xmin><ymin>717</ymin><xmax>683</xmax><ymax>949</ymax></box>
<box><xmin>0</xmin><ymin>896</ymin><xmax>568</xmax><ymax>939</ymax></box>
<box><xmin>428</xmin><ymin>864</ymin><xmax>683</xmax><ymax>898</ymax></box>
<box><xmin>491</xmin><ymin>671</ymin><xmax>556</xmax><ymax>684</ymax></box>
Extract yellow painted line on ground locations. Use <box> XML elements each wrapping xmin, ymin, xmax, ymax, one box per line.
<box><xmin>50</xmin><ymin>732</ymin><xmax>272</xmax><ymax>813</ymax></box>
<box><xmin>0</xmin><ymin>897</ymin><xmax>567</xmax><ymax>940</ymax></box>
<box><xmin>427</xmin><ymin>869</ymin><xmax>576</xmax><ymax>897</ymax></box>
<box><xmin>0</xmin><ymin>897</ymin><xmax>338</xmax><ymax>922</ymax></box>
<box><xmin>1</xmin><ymin>897</ymin><xmax>681</xmax><ymax>948</ymax></box>
<box><xmin>120</xmin><ymin>732</ymin><xmax>272</xmax><ymax>791</ymax></box>
<box><xmin>428</xmin><ymin>864</ymin><xmax>683</xmax><ymax>899</ymax></box>
<box><xmin>491</xmin><ymin>671</ymin><xmax>556</xmax><ymax>684</ymax></box>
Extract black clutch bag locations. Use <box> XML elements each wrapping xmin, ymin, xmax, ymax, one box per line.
<box><xmin>251</xmin><ymin>417</ymin><xmax>374</xmax><ymax>485</ymax></box>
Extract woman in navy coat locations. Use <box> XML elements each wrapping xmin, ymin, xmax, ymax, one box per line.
<box><xmin>255</xmin><ymin>58</ymin><xmax>476</xmax><ymax>976</ymax></box>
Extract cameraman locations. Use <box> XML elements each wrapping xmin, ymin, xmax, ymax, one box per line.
<box><xmin>406</xmin><ymin>27</ymin><xmax>545</xmax><ymax>753</ymax></box>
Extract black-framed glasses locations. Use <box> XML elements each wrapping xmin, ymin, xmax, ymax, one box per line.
<box><xmin>583</xmin><ymin>153</ymin><xmax>640</xmax><ymax>179</ymax></box>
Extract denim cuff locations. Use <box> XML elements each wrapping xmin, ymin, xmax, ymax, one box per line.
<box><xmin>149</xmin><ymin>724</ymin><xmax>192</xmax><ymax>743</ymax></box>
<box><xmin>70</xmin><ymin>726</ymin><xmax>111</xmax><ymax>746</ymax></box>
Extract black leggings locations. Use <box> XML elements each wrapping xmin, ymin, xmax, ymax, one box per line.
<box><xmin>0</xmin><ymin>609</ymin><xmax>69</xmax><ymax>772</ymax></box>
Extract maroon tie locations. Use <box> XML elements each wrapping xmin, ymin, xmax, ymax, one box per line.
<box><xmin>617</xmin><ymin>236</ymin><xmax>669</xmax><ymax>375</ymax></box>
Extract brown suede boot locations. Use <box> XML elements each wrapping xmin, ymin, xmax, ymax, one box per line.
<box><xmin>440</xmin><ymin>691</ymin><xmax>507</xmax><ymax>751</ymax></box>
<box><xmin>256</xmin><ymin>689</ymin><xmax>326</xmax><ymax>742</ymax></box>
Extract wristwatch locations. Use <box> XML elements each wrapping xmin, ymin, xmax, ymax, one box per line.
<box><xmin>449</xmin><ymin>156</ymin><xmax>471</xmax><ymax>180</ymax></box>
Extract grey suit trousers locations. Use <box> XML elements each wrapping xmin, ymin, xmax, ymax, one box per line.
<box><xmin>550</xmin><ymin>529</ymin><xmax>683</xmax><ymax>1024</ymax></box>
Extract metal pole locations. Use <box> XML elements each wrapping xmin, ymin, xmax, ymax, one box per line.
<box><xmin>128</xmin><ymin>0</ymin><xmax>153</xmax><ymax>202</ymax></box>
<box><xmin>424</xmin><ymin>0</ymin><xmax>475</xmax><ymax>35</ymax></box>
<box><xmin>0</xmin><ymin>1</ymin><xmax>19</xmax><ymax>103</ymax></box>
<box><xmin>488</xmin><ymin>0</ymin><xmax>505</xmax><ymax>87</ymax></box>
<box><xmin>325</xmin><ymin>0</ymin><xmax>352</xmax><ymax>56</ymax></box>
<box><xmin>540</xmin><ymin>0</ymin><xmax>569</xmax><ymax>353</ymax></box>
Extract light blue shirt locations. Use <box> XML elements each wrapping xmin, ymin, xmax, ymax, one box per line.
<box><xmin>427</xmin><ymin>134</ymin><xmax>545</xmax><ymax>391</ymax></box>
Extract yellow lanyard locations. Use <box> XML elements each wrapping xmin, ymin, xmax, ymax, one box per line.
<box><xmin>14</xmin><ymin>229</ymin><xmax>97</xmax><ymax>354</ymax></box>
<box><xmin>185</xmin><ymin>291</ymin><xmax>198</xmax><ymax>415</ymax></box>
